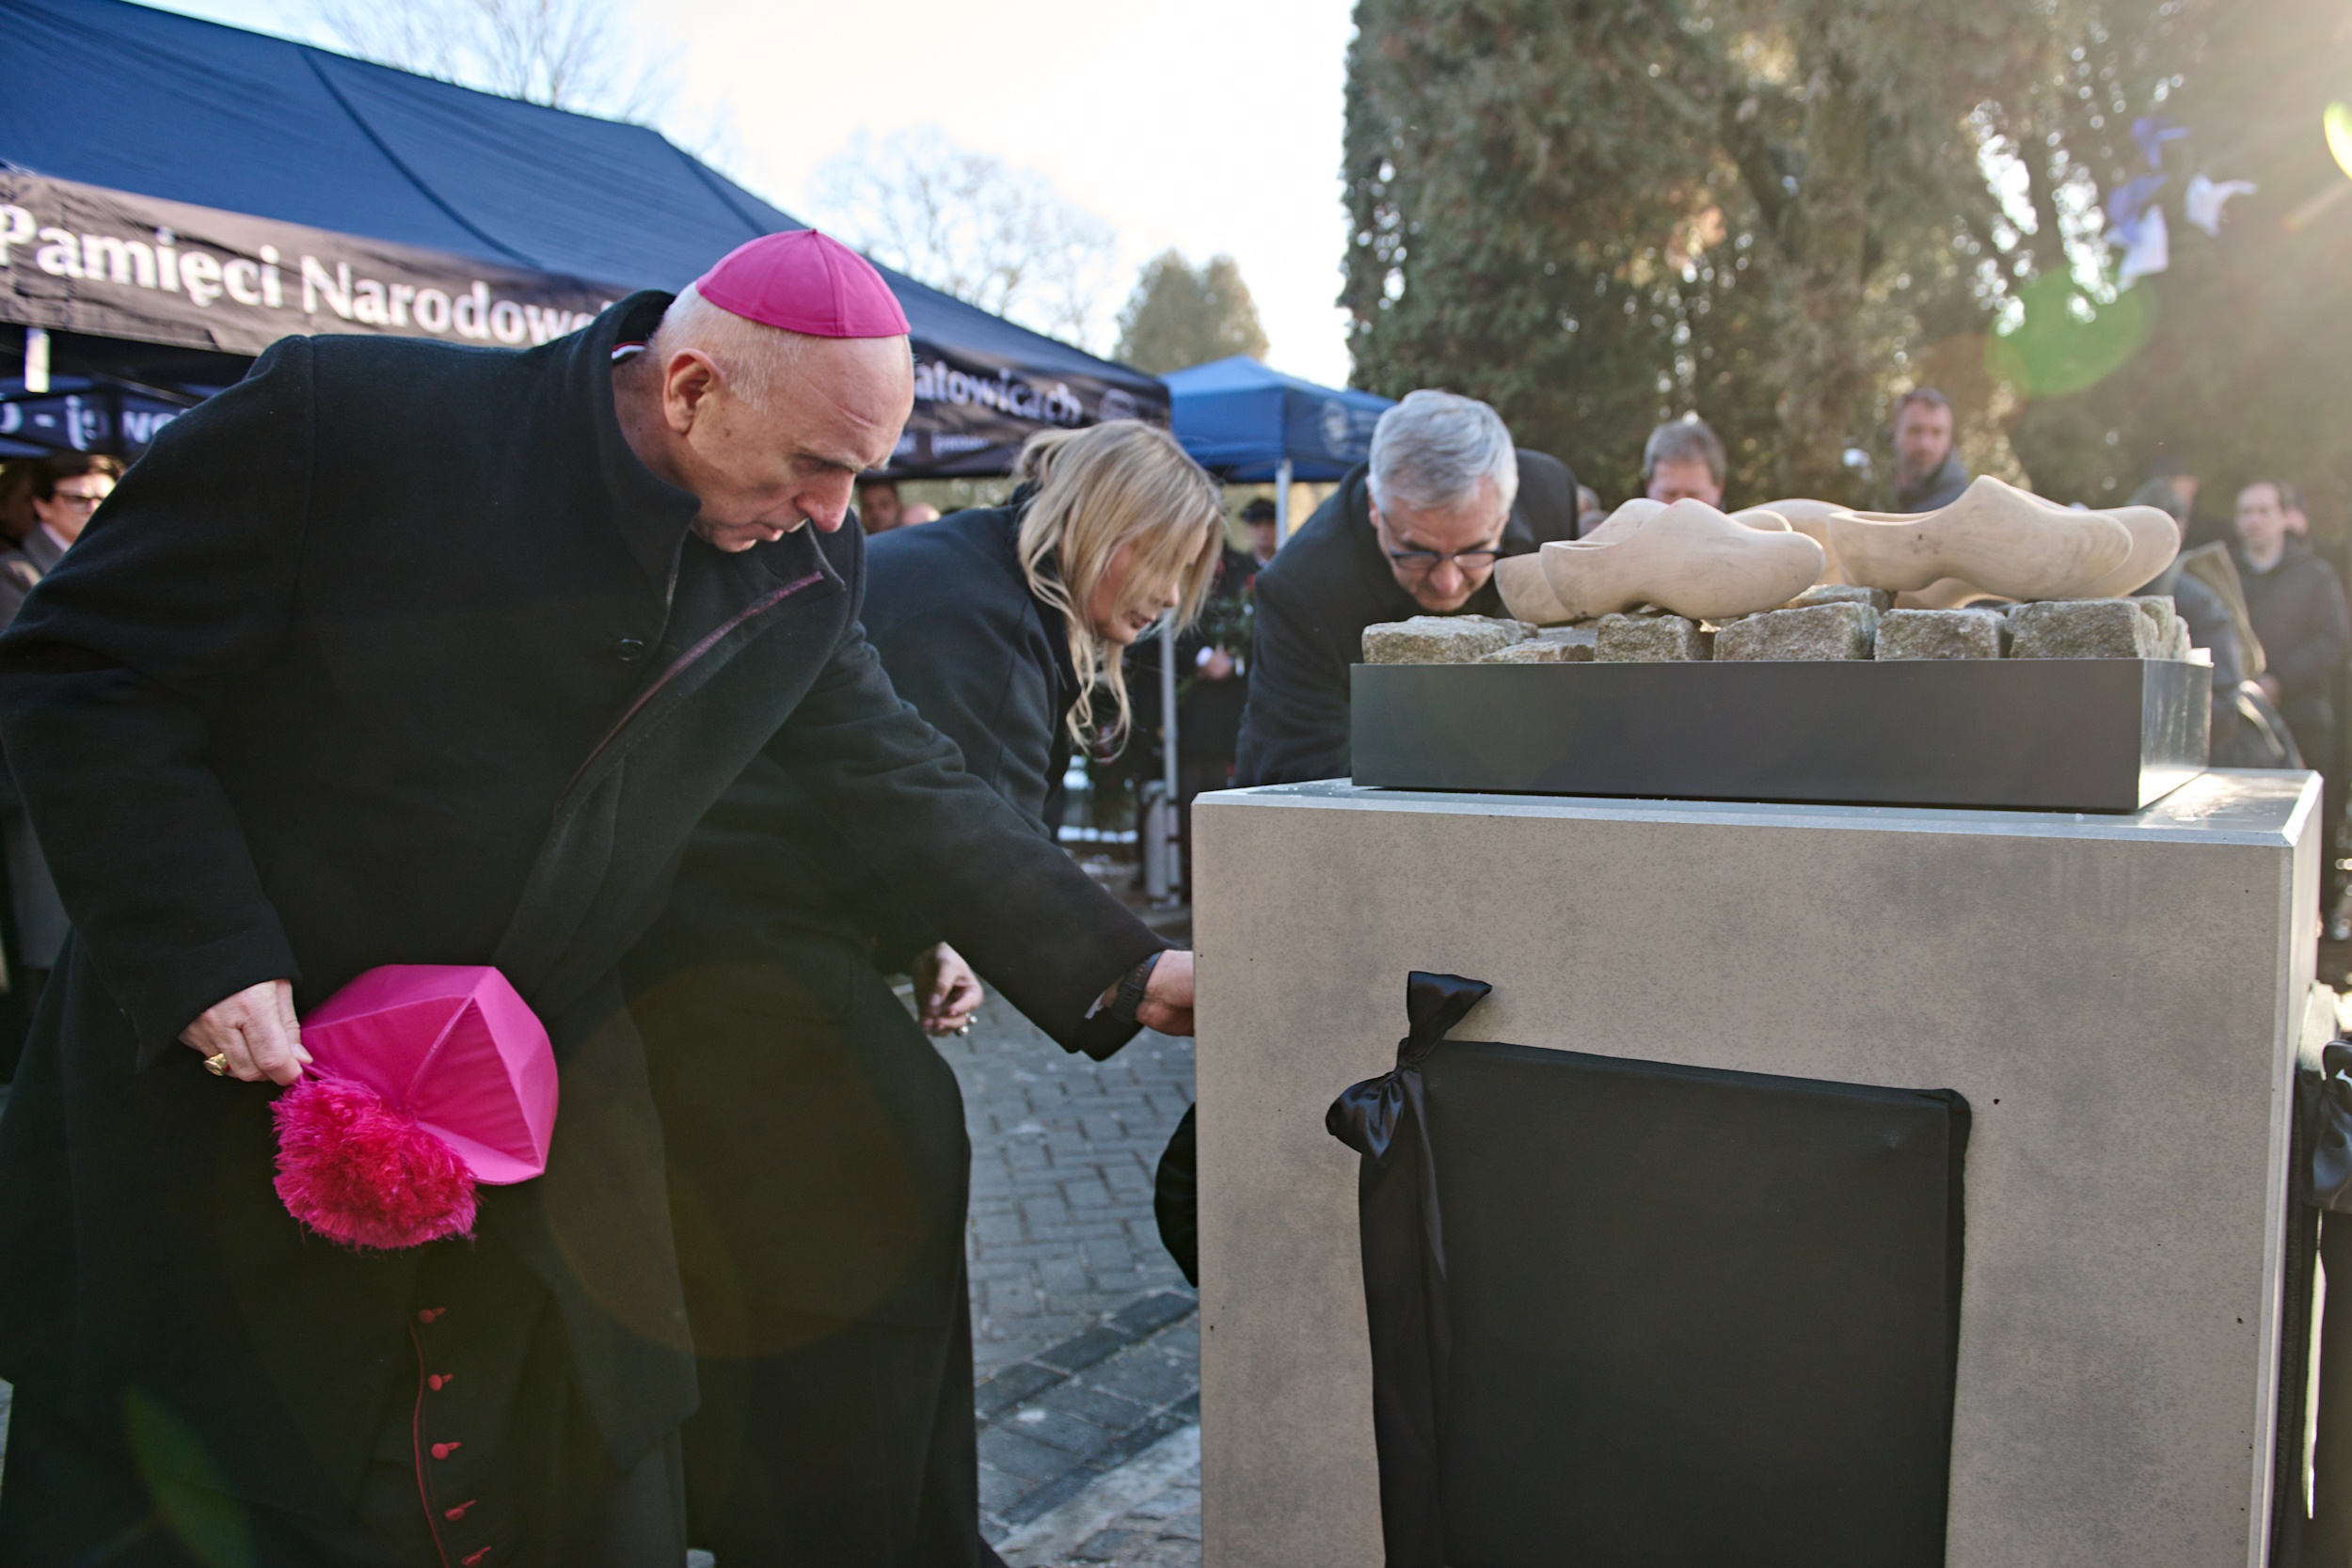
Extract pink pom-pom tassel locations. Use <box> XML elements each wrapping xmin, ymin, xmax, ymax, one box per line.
<box><xmin>272</xmin><ymin>1076</ymin><xmax>477</xmax><ymax>1249</ymax></box>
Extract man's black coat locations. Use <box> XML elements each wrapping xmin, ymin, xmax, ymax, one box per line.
<box><xmin>1233</xmin><ymin>451</ymin><xmax>1577</xmax><ymax>786</ymax></box>
<box><xmin>624</xmin><ymin>501</ymin><xmax>1153</xmax><ymax>1343</ymax></box>
<box><xmin>2240</xmin><ymin>536</ymin><xmax>2352</xmax><ymax>747</ymax></box>
<box><xmin>0</xmin><ymin>298</ymin><xmax>1158</xmax><ymax>1524</ymax></box>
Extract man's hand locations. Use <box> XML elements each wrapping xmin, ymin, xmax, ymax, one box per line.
<box><xmin>1136</xmin><ymin>949</ymin><xmax>1195</xmax><ymax>1037</ymax></box>
<box><xmin>1200</xmin><ymin>648</ymin><xmax>1237</xmax><ymax>681</ymax></box>
<box><xmin>2259</xmin><ymin>673</ymin><xmax>2284</xmax><ymax>705</ymax></box>
<box><xmin>914</xmin><ymin>943</ymin><xmax>984</xmax><ymax>1036</ymax></box>
<box><xmin>180</xmin><ymin>979</ymin><xmax>309</xmax><ymax>1085</ymax></box>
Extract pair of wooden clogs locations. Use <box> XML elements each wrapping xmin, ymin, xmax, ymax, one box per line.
<box><xmin>1493</xmin><ymin>477</ymin><xmax>2179</xmax><ymax>626</ymax></box>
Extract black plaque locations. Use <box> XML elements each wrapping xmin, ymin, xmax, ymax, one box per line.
<box><xmin>1351</xmin><ymin>657</ymin><xmax>2209</xmax><ymax>812</ymax></box>
<box><xmin>1423</xmin><ymin>1042</ymin><xmax>1968</xmax><ymax>1568</ymax></box>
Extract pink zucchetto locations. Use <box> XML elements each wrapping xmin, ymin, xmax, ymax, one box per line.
<box><xmin>694</xmin><ymin>230</ymin><xmax>911</xmax><ymax>340</ymax></box>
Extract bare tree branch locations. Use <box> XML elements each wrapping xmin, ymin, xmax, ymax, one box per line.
<box><xmin>803</xmin><ymin>127</ymin><xmax>1120</xmax><ymax>352</ymax></box>
<box><xmin>307</xmin><ymin>0</ymin><xmax>674</xmax><ymax>119</ymax></box>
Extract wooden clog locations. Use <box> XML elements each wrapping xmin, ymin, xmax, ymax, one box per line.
<box><xmin>1826</xmin><ymin>476</ymin><xmax>2134</xmax><ymax>600</ymax></box>
<box><xmin>1495</xmin><ymin>554</ymin><xmax>1575</xmax><ymax>625</ymax></box>
<box><xmin>1537</xmin><ymin>499</ymin><xmax>1827</xmax><ymax>624</ymax></box>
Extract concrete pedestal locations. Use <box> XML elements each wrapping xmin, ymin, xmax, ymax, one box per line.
<box><xmin>1193</xmin><ymin>771</ymin><xmax>2326</xmax><ymax>1568</ymax></box>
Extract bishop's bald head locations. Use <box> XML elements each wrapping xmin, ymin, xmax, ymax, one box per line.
<box><xmin>617</xmin><ymin>230</ymin><xmax>915</xmax><ymax>552</ymax></box>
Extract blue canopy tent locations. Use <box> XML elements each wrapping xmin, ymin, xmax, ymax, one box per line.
<box><xmin>0</xmin><ymin>0</ymin><xmax>1164</xmax><ymax>474</ymax></box>
<box><xmin>1162</xmin><ymin>356</ymin><xmax>1392</xmax><ymax>541</ymax></box>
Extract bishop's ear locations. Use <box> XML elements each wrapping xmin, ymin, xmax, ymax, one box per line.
<box><xmin>660</xmin><ymin>349</ymin><xmax>725</xmax><ymax>435</ymax></box>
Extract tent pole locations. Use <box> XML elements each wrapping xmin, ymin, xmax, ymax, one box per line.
<box><xmin>1158</xmin><ymin>619</ymin><xmax>1182</xmax><ymax>903</ymax></box>
<box><xmin>1273</xmin><ymin>457</ymin><xmax>1294</xmax><ymax>545</ymax></box>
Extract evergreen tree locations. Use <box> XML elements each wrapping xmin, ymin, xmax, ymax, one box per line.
<box><xmin>1116</xmin><ymin>251</ymin><xmax>1272</xmax><ymax>373</ymax></box>
<box><xmin>1343</xmin><ymin>0</ymin><xmax>2352</xmax><ymax>518</ymax></box>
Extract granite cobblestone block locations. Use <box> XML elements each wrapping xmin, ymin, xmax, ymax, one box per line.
<box><xmin>1361</xmin><ymin>614</ymin><xmax>1527</xmax><ymax>664</ymax></box>
<box><xmin>1596</xmin><ymin>612</ymin><xmax>1711</xmax><ymax>661</ymax></box>
<box><xmin>1713</xmin><ymin>601</ymin><xmax>1876</xmax><ymax>661</ymax></box>
<box><xmin>1875</xmin><ymin>608</ymin><xmax>2007</xmax><ymax>660</ymax></box>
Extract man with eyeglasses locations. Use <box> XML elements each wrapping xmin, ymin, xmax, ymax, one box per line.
<box><xmin>1233</xmin><ymin>389</ymin><xmax>1577</xmax><ymax>786</ymax></box>
<box><xmin>0</xmin><ymin>454</ymin><xmax>119</xmax><ymax>624</ymax></box>
<box><xmin>0</xmin><ymin>454</ymin><xmax>119</xmax><ymax>1041</ymax></box>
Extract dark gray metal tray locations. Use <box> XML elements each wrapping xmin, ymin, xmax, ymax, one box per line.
<box><xmin>1351</xmin><ymin>658</ymin><xmax>2210</xmax><ymax>812</ymax></box>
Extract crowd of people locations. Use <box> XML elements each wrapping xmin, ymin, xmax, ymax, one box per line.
<box><xmin>1165</xmin><ymin>388</ymin><xmax>2347</xmax><ymax>873</ymax></box>
<box><xmin>0</xmin><ymin>220</ymin><xmax>2341</xmax><ymax>1567</ymax></box>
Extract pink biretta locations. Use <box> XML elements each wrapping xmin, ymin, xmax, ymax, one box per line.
<box><xmin>693</xmin><ymin>229</ymin><xmax>911</xmax><ymax>340</ymax></box>
<box><xmin>270</xmin><ymin>965</ymin><xmax>558</xmax><ymax>1250</ymax></box>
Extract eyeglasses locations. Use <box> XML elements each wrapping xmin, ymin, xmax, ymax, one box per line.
<box><xmin>46</xmin><ymin>491</ymin><xmax>108</xmax><ymax>512</ymax></box>
<box><xmin>1385</xmin><ymin>546</ymin><xmax>1502</xmax><ymax>573</ymax></box>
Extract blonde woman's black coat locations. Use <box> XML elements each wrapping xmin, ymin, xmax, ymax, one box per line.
<box><xmin>0</xmin><ymin>301</ymin><xmax>1159</xmax><ymax>1543</ymax></box>
<box><xmin>625</xmin><ymin>502</ymin><xmax>1137</xmax><ymax>1337</ymax></box>
<box><xmin>623</xmin><ymin>501</ymin><xmax>1152</xmax><ymax>1562</ymax></box>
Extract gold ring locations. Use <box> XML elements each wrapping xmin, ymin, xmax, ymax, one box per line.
<box><xmin>203</xmin><ymin>1052</ymin><xmax>230</xmax><ymax>1077</ymax></box>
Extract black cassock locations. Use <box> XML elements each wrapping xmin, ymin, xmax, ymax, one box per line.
<box><xmin>0</xmin><ymin>298</ymin><xmax>1158</xmax><ymax>1567</ymax></box>
<box><xmin>625</xmin><ymin>500</ymin><xmax>1159</xmax><ymax>1566</ymax></box>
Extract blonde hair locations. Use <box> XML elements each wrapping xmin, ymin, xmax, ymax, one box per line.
<box><xmin>1014</xmin><ymin>421</ymin><xmax>1224</xmax><ymax>753</ymax></box>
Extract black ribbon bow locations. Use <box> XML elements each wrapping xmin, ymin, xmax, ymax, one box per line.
<box><xmin>1326</xmin><ymin>971</ymin><xmax>1490</xmax><ymax>1568</ymax></box>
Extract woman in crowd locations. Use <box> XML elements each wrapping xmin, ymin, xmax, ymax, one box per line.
<box><xmin>624</xmin><ymin>420</ymin><xmax>1225</xmax><ymax>1567</ymax></box>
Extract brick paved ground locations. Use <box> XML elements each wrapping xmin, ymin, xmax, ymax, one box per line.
<box><xmin>933</xmin><ymin>982</ymin><xmax>1201</xmax><ymax>1554</ymax></box>
<box><xmin>939</xmin><ymin>1001</ymin><xmax>1196</xmax><ymax>1374</ymax></box>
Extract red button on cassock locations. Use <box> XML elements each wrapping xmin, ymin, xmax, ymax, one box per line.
<box><xmin>428</xmin><ymin>1373</ymin><xmax>451</xmax><ymax>1391</ymax></box>
<box><xmin>462</xmin><ymin>1550</ymin><xmax>491</xmax><ymax>1565</ymax></box>
<box><xmin>445</xmin><ymin>1500</ymin><xmax>476</xmax><ymax>1521</ymax></box>
<box><xmin>430</xmin><ymin>1441</ymin><xmax>461</xmax><ymax>1460</ymax></box>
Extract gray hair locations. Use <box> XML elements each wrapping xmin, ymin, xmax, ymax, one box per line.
<box><xmin>649</xmin><ymin>280</ymin><xmax>805</xmax><ymax>414</ymax></box>
<box><xmin>1642</xmin><ymin>415</ymin><xmax>1725</xmax><ymax>486</ymax></box>
<box><xmin>1368</xmin><ymin>389</ymin><xmax>1518</xmax><ymax>516</ymax></box>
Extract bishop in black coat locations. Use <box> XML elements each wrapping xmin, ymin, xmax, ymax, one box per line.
<box><xmin>625</xmin><ymin>497</ymin><xmax>1153</xmax><ymax>1565</ymax></box>
<box><xmin>0</xmin><ymin>296</ymin><xmax>1163</xmax><ymax>1568</ymax></box>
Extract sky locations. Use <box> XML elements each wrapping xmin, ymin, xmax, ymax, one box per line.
<box><xmin>140</xmin><ymin>0</ymin><xmax>1363</xmax><ymax>387</ymax></box>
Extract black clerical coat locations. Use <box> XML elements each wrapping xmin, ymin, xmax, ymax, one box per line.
<box><xmin>626</xmin><ymin>501</ymin><xmax>1155</xmax><ymax>1343</ymax></box>
<box><xmin>0</xmin><ymin>297</ymin><xmax>1157</xmax><ymax>1526</ymax></box>
<box><xmin>1233</xmin><ymin>451</ymin><xmax>1577</xmax><ymax>786</ymax></box>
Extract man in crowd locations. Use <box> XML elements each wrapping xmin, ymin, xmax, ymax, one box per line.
<box><xmin>1243</xmin><ymin>495</ymin><xmax>1279</xmax><ymax>565</ymax></box>
<box><xmin>2236</xmin><ymin>477</ymin><xmax>2350</xmax><ymax>786</ymax></box>
<box><xmin>855</xmin><ymin>474</ymin><xmax>903</xmax><ymax>532</ymax></box>
<box><xmin>0</xmin><ymin>453</ymin><xmax>117</xmax><ymax>1050</ymax></box>
<box><xmin>1233</xmin><ymin>389</ymin><xmax>1578</xmax><ymax>785</ymax></box>
<box><xmin>1644</xmin><ymin>416</ymin><xmax>1726</xmax><ymax>507</ymax></box>
<box><xmin>0</xmin><ymin>453</ymin><xmax>116</xmax><ymax>623</ymax></box>
<box><xmin>1887</xmin><ymin>388</ymin><xmax>1970</xmax><ymax>513</ymax></box>
<box><xmin>0</xmin><ymin>231</ymin><xmax>1189</xmax><ymax>1565</ymax></box>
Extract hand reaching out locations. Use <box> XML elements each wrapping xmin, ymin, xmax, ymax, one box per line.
<box><xmin>180</xmin><ymin>978</ymin><xmax>310</xmax><ymax>1085</ymax></box>
<box><xmin>1136</xmin><ymin>949</ymin><xmax>1194</xmax><ymax>1037</ymax></box>
<box><xmin>914</xmin><ymin>942</ymin><xmax>984</xmax><ymax>1036</ymax></box>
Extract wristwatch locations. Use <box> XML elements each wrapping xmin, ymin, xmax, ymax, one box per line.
<box><xmin>1110</xmin><ymin>951</ymin><xmax>1165</xmax><ymax>1027</ymax></box>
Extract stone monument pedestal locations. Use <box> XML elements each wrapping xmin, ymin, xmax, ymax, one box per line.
<box><xmin>1193</xmin><ymin>772</ymin><xmax>2326</xmax><ymax>1568</ymax></box>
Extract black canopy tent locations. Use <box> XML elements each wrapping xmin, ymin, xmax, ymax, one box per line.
<box><xmin>0</xmin><ymin>0</ymin><xmax>1167</xmax><ymax>471</ymax></box>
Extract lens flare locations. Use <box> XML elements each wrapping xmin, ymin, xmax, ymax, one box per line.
<box><xmin>2328</xmin><ymin>103</ymin><xmax>2352</xmax><ymax>181</ymax></box>
<box><xmin>1986</xmin><ymin>271</ymin><xmax>2154</xmax><ymax>401</ymax></box>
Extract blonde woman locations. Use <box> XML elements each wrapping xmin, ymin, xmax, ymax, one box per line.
<box><xmin>623</xmin><ymin>420</ymin><xmax>1222</xmax><ymax>1568</ymax></box>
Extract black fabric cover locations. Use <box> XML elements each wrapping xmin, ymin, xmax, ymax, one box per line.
<box><xmin>1331</xmin><ymin>974</ymin><xmax>1968</xmax><ymax>1568</ymax></box>
<box><xmin>2280</xmin><ymin>1041</ymin><xmax>2352</xmax><ymax>1564</ymax></box>
<box><xmin>1155</xmin><ymin>1102</ymin><xmax>1200</xmax><ymax>1287</ymax></box>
